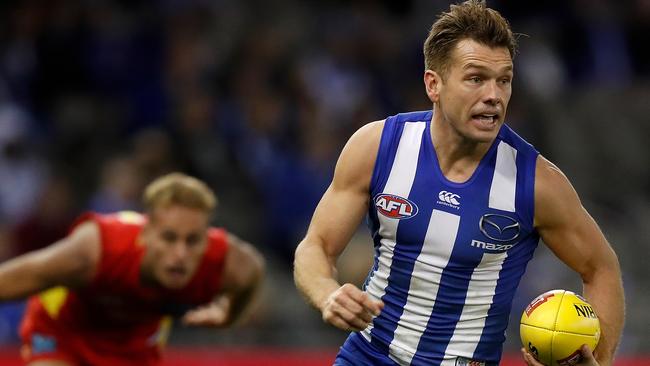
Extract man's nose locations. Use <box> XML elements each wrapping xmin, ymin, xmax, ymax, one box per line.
<box><xmin>172</xmin><ymin>242</ymin><xmax>189</xmax><ymax>260</ymax></box>
<box><xmin>483</xmin><ymin>80</ymin><xmax>502</xmax><ymax>106</ymax></box>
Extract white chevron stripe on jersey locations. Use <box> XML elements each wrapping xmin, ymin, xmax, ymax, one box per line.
<box><xmin>489</xmin><ymin>141</ymin><xmax>517</xmax><ymax>212</ymax></box>
<box><xmin>387</xmin><ymin>209</ymin><xmax>461</xmax><ymax>365</ymax></box>
<box><xmin>443</xmin><ymin>251</ymin><xmax>508</xmax><ymax>359</ymax></box>
<box><xmin>362</xmin><ymin>121</ymin><xmax>427</xmax><ymax>342</ymax></box>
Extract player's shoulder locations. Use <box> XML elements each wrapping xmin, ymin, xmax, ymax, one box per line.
<box><xmin>534</xmin><ymin>155</ymin><xmax>581</xmax><ymax>227</ymax></box>
<box><xmin>72</xmin><ymin>211</ymin><xmax>145</xmax><ymax>232</ymax></box>
<box><xmin>375</xmin><ymin>110</ymin><xmax>433</xmax><ymax>145</ymax></box>
<box><xmin>205</xmin><ymin>230</ymin><xmax>261</xmax><ymax>265</ymax></box>
<box><xmin>349</xmin><ymin>119</ymin><xmax>384</xmax><ymax>142</ymax></box>
<box><xmin>389</xmin><ymin>110</ymin><xmax>432</xmax><ymax>124</ymax></box>
<box><xmin>207</xmin><ymin>227</ymin><xmax>228</xmax><ymax>247</ymax></box>
<box><xmin>102</xmin><ymin>211</ymin><xmax>147</xmax><ymax>227</ymax></box>
<box><xmin>339</xmin><ymin>120</ymin><xmax>385</xmax><ymax>162</ymax></box>
<box><xmin>203</xmin><ymin>227</ymin><xmax>230</xmax><ymax>262</ymax></box>
<box><xmin>75</xmin><ymin>211</ymin><xmax>145</xmax><ymax>257</ymax></box>
<box><xmin>346</xmin><ymin>110</ymin><xmax>433</xmax><ymax>149</ymax></box>
<box><xmin>334</xmin><ymin>120</ymin><xmax>384</xmax><ymax>186</ymax></box>
<box><xmin>535</xmin><ymin>156</ymin><xmax>571</xmax><ymax>190</ymax></box>
<box><xmin>534</xmin><ymin>156</ymin><xmax>577</xmax><ymax>204</ymax></box>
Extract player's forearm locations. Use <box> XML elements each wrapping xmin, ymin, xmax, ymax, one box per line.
<box><xmin>294</xmin><ymin>240</ymin><xmax>341</xmax><ymax>312</ymax></box>
<box><xmin>582</xmin><ymin>262</ymin><xmax>624</xmax><ymax>366</ymax></box>
<box><xmin>0</xmin><ymin>254</ymin><xmax>51</xmax><ymax>300</ymax></box>
<box><xmin>227</xmin><ymin>252</ymin><xmax>265</xmax><ymax>325</ymax></box>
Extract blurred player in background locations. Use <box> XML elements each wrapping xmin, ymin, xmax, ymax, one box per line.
<box><xmin>294</xmin><ymin>1</ymin><xmax>624</xmax><ymax>365</ymax></box>
<box><xmin>0</xmin><ymin>173</ymin><xmax>264</xmax><ymax>366</ymax></box>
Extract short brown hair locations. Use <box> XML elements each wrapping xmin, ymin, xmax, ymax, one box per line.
<box><xmin>143</xmin><ymin>172</ymin><xmax>217</xmax><ymax>214</ymax></box>
<box><xmin>423</xmin><ymin>0</ymin><xmax>516</xmax><ymax>77</ymax></box>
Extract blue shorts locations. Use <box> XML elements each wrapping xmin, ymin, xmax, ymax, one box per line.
<box><xmin>333</xmin><ymin>333</ymin><xmax>398</xmax><ymax>366</ymax></box>
<box><xmin>333</xmin><ymin>332</ymin><xmax>499</xmax><ymax>366</ymax></box>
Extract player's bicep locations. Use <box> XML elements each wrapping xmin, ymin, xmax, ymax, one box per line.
<box><xmin>303</xmin><ymin>121</ymin><xmax>383</xmax><ymax>258</ymax></box>
<box><xmin>534</xmin><ymin>157</ymin><xmax>616</xmax><ymax>278</ymax></box>
<box><xmin>220</xmin><ymin>234</ymin><xmax>264</xmax><ymax>294</ymax></box>
<box><xmin>34</xmin><ymin>221</ymin><xmax>101</xmax><ymax>288</ymax></box>
<box><xmin>304</xmin><ymin>186</ymin><xmax>369</xmax><ymax>258</ymax></box>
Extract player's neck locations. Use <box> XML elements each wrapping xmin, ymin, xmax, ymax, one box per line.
<box><xmin>430</xmin><ymin>115</ymin><xmax>493</xmax><ymax>183</ymax></box>
<box><xmin>139</xmin><ymin>249</ymin><xmax>163</xmax><ymax>289</ymax></box>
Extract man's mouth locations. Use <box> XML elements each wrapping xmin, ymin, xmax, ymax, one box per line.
<box><xmin>472</xmin><ymin>113</ymin><xmax>498</xmax><ymax>123</ymax></box>
<box><xmin>471</xmin><ymin>113</ymin><xmax>499</xmax><ymax>129</ymax></box>
<box><xmin>166</xmin><ymin>267</ymin><xmax>187</xmax><ymax>278</ymax></box>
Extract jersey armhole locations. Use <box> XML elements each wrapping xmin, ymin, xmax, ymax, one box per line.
<box><xmin>203</xmin><ymin>228</ymin><xmax>230</xmax><ymax>294</ymax></box>
<box><xmin>67</xmin><ymin>212</ymin><xmax>106</xmax><ymax>284</ymax></box>
<box><xmin>369</xmin><ymin>117</ymin><xmax>395</xmax><ymax>196</ymax></box>
<box><xmin>522</xmin><ymin>151</ymin><xmax>539</xmax><ymax>228</ymax></box>
<box><xmin>208</xmin><ymin>229</ymin><xmax>230</xmax><ymax>270</ymax></box>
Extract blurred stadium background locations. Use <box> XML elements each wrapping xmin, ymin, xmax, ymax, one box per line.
<box><xmin>0</xmin><ymin>0</ymin><xmax>648</xmax><ymax>364</ymax></box>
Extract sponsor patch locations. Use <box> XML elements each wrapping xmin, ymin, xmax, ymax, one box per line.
<box><xmin>470</xmin><ymin>239</ymin><xmax>514</xmax><ymax>252</ymax></box>
<box><xmin>437</xmin><ymin>190</ymin><xmax>461</xmax><ymax>209</ymax></box>
<box><xmin>31</xmin><ymin>333</ymin><xmax>57</xmax><ymax>355</ymax></box>
<box><xmin>479</xmin><ymin>214</ymin><xmax>520</xmax><ymax>243</ymax></box>
<box><xmin>455</xmin><ymin>356</ymin><xmax>486</xmax><ymax>366</ymax></box>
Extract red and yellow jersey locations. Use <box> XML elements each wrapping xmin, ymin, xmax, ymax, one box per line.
<box><xmin>19</xmin><ymin>211</ymin><xmax>229</xmax><ymax>364</ymax></box>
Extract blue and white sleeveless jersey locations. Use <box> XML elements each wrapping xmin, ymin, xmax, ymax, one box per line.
<box><xmin>359</xmin><ymin>110</ymin><xmax>540</xmax><ymax>365</ymax></box>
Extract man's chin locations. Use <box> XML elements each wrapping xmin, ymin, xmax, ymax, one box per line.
<box><xmin>160</xmin><ymin>273</ymin><xmax>190</xmax><ymax>289</ymax></box>
<box><xmin>465</xmin><ymin>132</ymin><xmax>498</xmax><ymax>145</ymax></box>
<box><xmin>163</xmin><ymin>279</ymin><xmax>189</xmax><ymax>289</ymax></box>
<box><xmin>469</xmin><ymin>124</ymin><xmax>501</xmax><ymax>143</ymax></box>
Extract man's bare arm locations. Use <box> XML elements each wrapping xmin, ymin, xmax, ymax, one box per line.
<box><xmin>294</xmin><ymin>121</ymin><xmax>385</xmax><ymax>331</ymax></box>
<box><xmin>182</xmin><ymin>234</ymin><xmax>264</xmax><ymax>327</ymax></box>
<box><xmin>532</xmin><ymin>156</ymin><xmax>624</xmax><ymax>366</ymax></box>
<box><xmin>0</xmin><ymin>221</ymin><xmax>101</xmax><ymax>301</ymax></box>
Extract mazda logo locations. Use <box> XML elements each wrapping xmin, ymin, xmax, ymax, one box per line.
<box><xmin>479</xmin><ymin>214</ymin><xmax>520</xmax><ymax>242</ymax></box>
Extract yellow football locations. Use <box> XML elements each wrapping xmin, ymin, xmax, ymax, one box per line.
<box><xmin>520</xmin><ymin>289</ymin><xmax>600</xmax><ymax>366</ymax></box>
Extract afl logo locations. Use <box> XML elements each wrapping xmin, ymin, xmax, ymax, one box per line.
<box><xmin>374</xmin><ymin>194</ymin><xmax>418</xmax><ymax>219</ymax></box>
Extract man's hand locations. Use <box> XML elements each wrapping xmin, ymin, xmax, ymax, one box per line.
<box><xmin>321</xmin><ymin>283</ymin><xmax>384</xmax><ymax>332</ymax></box>
<box><xmin>521</xmin><ymin>344</ymin><xmax>600</xmax><ymax>366</ymax></box>
<box><xmin>182</xmin><ymin>296</ymin><xmax>231</xmax><ymax>328</ymax></box>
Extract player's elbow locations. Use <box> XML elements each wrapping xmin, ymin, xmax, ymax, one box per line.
<box><xmin>247</xmin><ymin>248</ymin><xmax>265</xmax><ymax>289</ymax></box>
<box><xmin>580</xmin><ymin>247</ymin><xmax>621</xmax><ymax>285</ymax></box>
<box><xmin>234</xmin><ymin>241</ymin><xmax>265</xmax><ymax>293</ymax></box>
<box><xmin>294</xmin><ymin>239</ymin><xmax>308</xmax><ymax>264</ymax></box>
<box><xmin>64</xmin><ymin>250</ymin><xmax>96</xmax><ymax>285</ymax></box>
<box><xmin>294</xmin><ymin>234</ymin><xmax>328</xmax><ymax>265</ymax></box>
<box><xmin>293</xmin><ymin>238</ymin><xmax>319</xmax><ymax>278</ymax></box>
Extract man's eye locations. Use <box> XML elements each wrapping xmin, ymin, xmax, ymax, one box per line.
<box><xmin>162</xmin><ymin>232</ymin><xmax>176</xmax><ymax>243</ymax></box>
<box><xmin>186</xmin><ymin>235</ymin><xmax>200</xmax><ymax>246</ymax></box>
<box><xmin>470</xmin><ymin>76</ymin><xmax>482</xmax><ymax>83</ymax></box>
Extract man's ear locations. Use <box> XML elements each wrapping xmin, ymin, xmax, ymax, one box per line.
<box><xmin>424</xmin><ymin>70</ymin><xmax>443</xmax><ymax>103</ymax></box>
